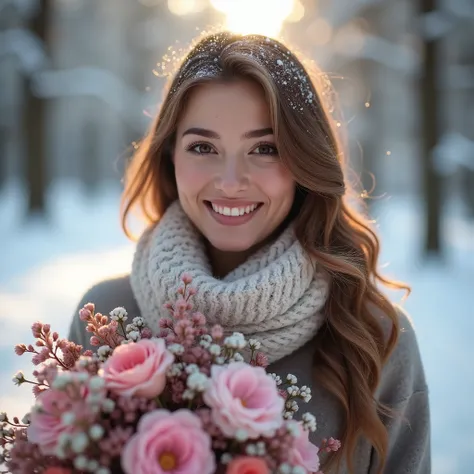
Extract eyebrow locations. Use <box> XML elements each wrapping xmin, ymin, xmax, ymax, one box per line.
<box><xmin>182</xmin><ymin>127</ymin><xmax>273</xmax><ymax>140</ymax></box>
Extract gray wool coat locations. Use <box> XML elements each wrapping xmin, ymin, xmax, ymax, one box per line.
<box><xmin>68</xmin><ymin>274</ymin><xmax>430</xmax><ymax>474</ymax></box>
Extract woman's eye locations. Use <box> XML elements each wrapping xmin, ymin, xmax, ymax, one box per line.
<box><xmin>188</xmin><ymin>143</ymin><xmax>216</xmax><ymax>155</ymax></box>
<box><xmin>252</xmin><ymin>144</ymin><xmax>278</xmax><ymax>156</ymax></box>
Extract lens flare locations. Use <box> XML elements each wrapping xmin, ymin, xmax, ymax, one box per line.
<box><xmin>210</xmin><ymin>0</ymin><xmax>295</xmax><ymax>37</ymax></box>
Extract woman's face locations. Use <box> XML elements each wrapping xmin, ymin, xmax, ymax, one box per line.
<box><xmin>174</xmin><ymin>79</ymin><xmax>295</xmax><ymax>252</ymax></box>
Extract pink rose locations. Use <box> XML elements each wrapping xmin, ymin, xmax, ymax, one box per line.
<box><xmin>121</xmin><ymin>409</ymin><xmax>215</xmax><ymax>474</ymax></box>
<box><xmin>28</xmin><ymin>389</ymin><xmax>73</xmax><ymax>455</ymax></box>
<box><xmin>289</xmin><ymin>423</ymin><xmax>320</xmax><ymax>473</ymax></box>
<box><xmin>226</xmin><ymin>456</ymin><xmax>270</xmax><ymax>474</ymax></box>
<box><xmin>203</xmin><ymin>362</ymin><xmax>284</xmax><ymax>438</ymax></box>
<box><xmin>101</xmin><ymin>338</ymin><xmax>174</xmax><ymax>398</ymax></box>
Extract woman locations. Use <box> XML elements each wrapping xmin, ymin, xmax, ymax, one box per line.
<box><xmin>69</xmin><ymin>32</ymin><xmax>430</xmax><ymax>473</ymax></box>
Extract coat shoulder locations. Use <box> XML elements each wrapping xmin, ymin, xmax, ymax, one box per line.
<box><xmin>74</xmin><ymin>274</ymin><xmax>138</xmax><ymax>315</ymax></box>
<box><xmin>68</xmin><ymin>274</ymin><xmax>139</xmax><ymax>349</ymax></box>
<box><xmin>376</xmin><ymin>303</ymin><xmax>429</xmax><ymax>402</ymax></box>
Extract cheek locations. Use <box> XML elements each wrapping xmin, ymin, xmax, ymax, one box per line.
<box><xmin>254</xmin><ymin>166</ymin><xmax>295</xmax><ymax>201</ymax></box>
<box><xmin>174</xmin><ymin>154</ymin><xmax>210</xmax><ymax>196</ymax></box>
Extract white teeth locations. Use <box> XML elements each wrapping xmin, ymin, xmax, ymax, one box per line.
<box><xmin>210</xmin><ymin>203</ymin><xmax>259</xmax><ymax>217</ymax></box>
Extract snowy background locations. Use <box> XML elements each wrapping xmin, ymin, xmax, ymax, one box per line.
<box><xmin>1</xmin><ymin>180</ymin><xmax>473</xmax><ymax>473</ymax></box>
<box><xmin>1</xmin><ymin>0</ymin><xmax>473</xmax><ymax>471</ymax></box>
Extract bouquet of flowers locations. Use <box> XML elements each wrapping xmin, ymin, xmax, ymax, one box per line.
<box><xmin>0</xmin><ymin>274</ymin><xmax>340</xmax><ymax>474</ymax></box>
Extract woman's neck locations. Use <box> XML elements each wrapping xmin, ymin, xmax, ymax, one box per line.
<box><xmin>206</xmin><ymin>244</ymin><xmax>255</xmax><ymax>279</ymax></box>
<box><xmin>205</xmin><ymin>222</ymin><xmax>290</xmax><ymax>279</ymax></box>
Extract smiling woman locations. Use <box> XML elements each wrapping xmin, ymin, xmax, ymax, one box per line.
<box><xmin>69</xmin><ymin>32</ymin><xmax>430</xmax><ymax>474</ymax></box>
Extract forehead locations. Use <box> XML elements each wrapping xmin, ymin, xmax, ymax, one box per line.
<box><xmin>177</xmin><ymin>80</ymin><xmax>271</xmax><ymax>130</ymax></box>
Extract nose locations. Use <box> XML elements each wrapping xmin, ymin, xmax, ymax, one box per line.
<box><xmin>214</xmin><ymin>158</ymin><xmax>249</xmax><ymax>195</ymax></box>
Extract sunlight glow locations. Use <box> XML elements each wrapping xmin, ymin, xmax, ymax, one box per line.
<box><xmin>210</xmin><ymin>0</ymin><xmax>295</xmax><ymax>37</ymax></box>
<box><xmin>168</xmin><ymin>0</ymin><xmax>207</xmax><ymax>16</ymax></box>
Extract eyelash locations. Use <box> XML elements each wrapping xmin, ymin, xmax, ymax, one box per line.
<box><xmin>185</xmin><ymin>141</ymin><xmax>279</xmax><ymax>156</ymax></box>
<box><xmin>186</xmin><ymin>141</ymin><xmax>216</xmax><ymax>155</ymax></box>
<box><xmin>252</xmin><ymin>142</ymin><xmax>279</xmax><ymax>156</ymax></box>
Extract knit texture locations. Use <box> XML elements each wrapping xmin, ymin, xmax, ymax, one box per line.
<box><xmin>130</xmin><ymin>201</ymin><xmax>330</xmax><ymax>363</ymax></box>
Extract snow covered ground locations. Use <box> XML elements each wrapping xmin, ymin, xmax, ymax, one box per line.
<box><xmin>1</xmin><ymin>180</ymin><xmax>473</xmax><ymax>473</ymax></box>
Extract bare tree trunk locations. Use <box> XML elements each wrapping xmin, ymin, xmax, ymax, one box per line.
<box><xmin>0</xmin><ymin>128</ymin><xmax>6</xmax><ymax>190</ymax></box>
<box><xmin>461</xmin><ymin>166</ymin><xmax>474</xmax><ymax>218</ymax></box>
<box><xmin>420</xmin><ymin>0</ymin><xmax>442</xmax><ymax>254</ymax></box>
<box><xmin>80</xmin><ymin>119</ymin><xmax>101</xmax><ymax>194</ymax></box>
<box><xmin>24</xmin><ymin>0</ymin><xmax>51</xmax><ymax>215</ymax></box>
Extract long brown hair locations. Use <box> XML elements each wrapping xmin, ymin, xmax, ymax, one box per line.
<box><xmin>121</xmin><ymin>32</ymin><xmax>409</xmax><ymax>473</ymax></box>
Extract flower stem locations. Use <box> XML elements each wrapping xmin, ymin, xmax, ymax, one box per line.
<box><xmin>119</xmin><ymin>321</ymin><xmax>127</xmax><ymax>338</ymax></box>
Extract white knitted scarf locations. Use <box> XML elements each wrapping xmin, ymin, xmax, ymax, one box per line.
<box><xmin>130</xmin><ymin>201</ymin><xmax>329</xmax><ymax>364</ymax></box>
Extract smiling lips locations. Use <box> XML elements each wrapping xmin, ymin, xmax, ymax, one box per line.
<box><xmin>205</xmin><ymin>200</ymin><xmax>262</xmax><ymax>226</ymax></box>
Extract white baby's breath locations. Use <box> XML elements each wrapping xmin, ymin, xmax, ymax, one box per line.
<box><xmin>126</xmin><ymin>330</ymin><xmax>140</xmax><ymax>342</ymax></box>
<box><xmin>235</xmin><ymin>428</ymin><xmax>249</xmax><ymax>442</ymax></box>
<box><xmin>52</xmin><ymin>373</ymin><xmax>72</xmax><ymax>390</ymax></box>
<box><xmin>61</xmin><ymin>411</ymin><xmax>76</xmax><ymax>425</ymax></box>
<box><xmin>186</xmin><ymin>372</ymin><xmax>209</xmax><ymax>392</ymax></box>
<box><xmin>286</xmin><ymin>421</ymin><xmax>300</xmax><ymax>437</ymax></box>
<box><xmin>185</xmin><ymin>364</ymin><xmax>200</xmax><ymax>374</ymax></box>
<box><xmin>248</xmin><ymin>339</ymin><xmax>261</xmax><ymax>350</ymax></box>
<box><xmin>132</xmin><ymin>316</ymin><xmax>145</xmax><ymax>328</ymax></box>
<box><xmin>73</xmin><ymin>456</ymin><xmax>88</xmax><ymax>470</ymax></box>
<box><xmin>278</xmin><ymin>463</ymin><xmax>292</xmax><ymax>474</ymax></box>
<box><xmin>209</xmin><ymin>344</ymin><xmax>221</xmax><ymax>356</ymax></box>
<box><xmin>285</xmin><ymin>399</ymin><xmax>299</xmax><ymax>413</ymax></box>
<box><xmin>221</xmin><ymin>453</ymin><xmax>233</xmax><ymax>465</ymax></box>
<box><xmin>299</xmin><ymin>385</ymin><xmax>312</xmax><ymax>403</ymax></box>
<box><xmin>96</xmin><ymin>468</ymin><xmax>111</xmax><ymax>474</ymax></box>
<box><xmin>182</xmin><ymin>389</ymin><xmax>195</xmax><ymax>400</ymax></box>
<box><xmin>89</xmin><ymin>376</ymin><xmax>105</xmax><ymax>392</ymax></box>
<box><xmin>292</xmin><ymin>466</ymin><xmax>307</xmax><ymax>474</ymax></box>
<box><xmin>109</xmin><ymin>307</ymin><xmax>128</xmax><ymax>322</ymax></box>
<box><xmin>125</xmin><ymin>323</ymin><xmax>138</xmax><ymax>333</ymax></box>
<box><xmin>245</xmin><ymin>444</ymin><xmax>257</xmax><ymax>456</ymax></box>
<box><xmin>286</xmin><ymin>374</ymin><xmax>298</xmax><ymax>385</ymax></box>
<box><xmin>269</xmin><ymin>373</ymin><xmax>282</xmax><ymax>386</ymax></box>
<box><xmin>76</xmin><ymin>372</ymin><xmax>89</xmax><ymax>383</ymax></box>
<box><xmin>302</xmin><ymin>412</ymin><xmax>317</xmax><ymax>432</ymax></box>
<box><xmin>167</xmin><ymin>363</ymin><xmax>184</xmax><ymax>377</ymax></box>
<box><xmin>101</xmin><ymin>399</ymin><xmax>115</xmax><ymax>413</ymax></box>
<box><xmin>287</xmin><ymin>385</ymin><xmax>299</xmax><ymax>397</ymax></box>
<box><xmin>199</xmin><ymin>339</ymin><xmax>211</xmax><ymax>349</ymax></box>
<box><xmin>230</xmin><ymin>353</ymin><xmax>244</xmax><ymax>363</ymax></box>
<box><xmin>71</xmin><ymin>432</ymin><xmax>89</xmax><ymax>453</ymax></box>
<box><xmin>167</xmin><ymin>343</ymin><xmax>185</xmax><ymax>356</ymax></box>
<box><xmin>89</xmin><ymin>424</ymin><xmax>104</xmax><ymax>440</ymax></box>
<box><xmin>97</xmin><ymin>345</ymin><xmax>112</xmax><ymax>361</ymax></box>
<box><xmin>224</xmin><ymin>332</ymin><xmax>247</xmax><ymax>350</ymax></box>
<box><xmin>12</xmin><ymin>371</ymin><xmax>25</xmax><ymax>386</ymax></box>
